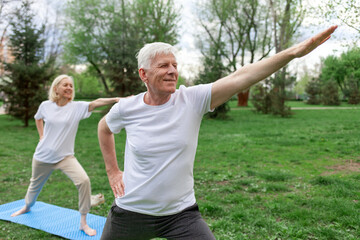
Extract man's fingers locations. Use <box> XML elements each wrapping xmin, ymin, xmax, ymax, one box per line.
<box><xmin>112</xmin><ymin>182</ymin><xmax>124</xmax><ymax>198</ymax></box>
<box><xmin>320</xmin><ymin>35</ymin><xmax>331</xmax><ymax>45</ymax></box>
<box><xmin>108</xmin><ymin>170</ymin><xmax>124</xmax><ymax>198</ymax></box>
<box><xmin>318</xmin><ymin>25</ymin><xmax>337</xmax><ymax>43</ymax></box>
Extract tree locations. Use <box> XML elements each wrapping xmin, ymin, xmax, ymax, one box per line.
<box><xmin>195</xmin><ymin>0</ymin><xmax>273</xmax><ymax>108</ymax></box>
<box><xmin>305</xmin><ymin>78</ymin><xmax>321</xmax><ymax>105</ymax></box>
<box><xmin>251</xmin><ymin>81</ymin><xmax>272</xmax><ymax>114</ymax></box>
<box><xmin>321</xmin><ymin>80</ymin><xmax>340</xmax><ymax>106</ymax></box>
<box><xmin>324</xmin><ymin>0</ymin><xmax>359</xmax><ymax>34</ymax></box>
<box><xmin>64</xmin><ymin>0</ymin><xmax>179</xmax><ymax>97</ymax></box>
<box><xmin>0</xmin><ymin>0</ymin><xmax>53</xmax><ymax>127</ymax></box>
<box><xmin>320</xmin><ymin>47</ymin><xmax>360</xmax><ymax>103</ymax></box>
<box><xmin>347</xmin><ymin>78</ymin><xmax>360</xmax><ymax>104</ymax></box>
<box><xmin>267</xmin><ymin>0</ymin><xmax>305</xmax><ymax>116</ymax></box>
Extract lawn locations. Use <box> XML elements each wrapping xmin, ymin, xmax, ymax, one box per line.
<box><xmin>0</xmin><ymin>106</ymin><xmax>359</xmax><ymax>239</ymax></box>
<box><xmin>228</xmin><ymin>99</ymin><xmax>360</xmax><ymax>109</ymax></box>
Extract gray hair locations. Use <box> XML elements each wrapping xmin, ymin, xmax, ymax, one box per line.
<box><xmin>136</xmin><ymin>42</ymin><xmax>177</xmax><ymax>69</ymax></box>
<box><xmin>48</xmin><ymin>75</ymin><xmax>75</xmax><ymax>102</ymax></box>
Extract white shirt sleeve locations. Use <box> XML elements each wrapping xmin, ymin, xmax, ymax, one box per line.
<box><xmin>181</xmin><ymin>83</ymin><xmax>213</xmax><ymax>115</ymax></box>
<box><xmin>34</xmin><ymin>102</ymin><xmax>45</xmax><ymax>120</ymax></box>
<box><xmin>105</xmin><ymin>102</ymin><xmax>123</xmax><ymax>134</ymax></box>
<box><xmin>76</xmin><ymin>101</ymin><xmax>92</xmax><ymax>120</ymax></box>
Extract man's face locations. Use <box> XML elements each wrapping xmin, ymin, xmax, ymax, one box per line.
<box><xmin>142</xmin><ymin>53</ymin><xmax>178</xmax><ymax>96</ymax></box>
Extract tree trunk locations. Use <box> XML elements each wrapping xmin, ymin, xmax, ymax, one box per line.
<box><xmin>237</xmin><ymin>89</ymin><xmax>250</xmax><ymax>107</ymax></box>
<box><xmin>89</xmin><ymin>60</ymin><xmax>109</xmax><ymax>94</ymax></box>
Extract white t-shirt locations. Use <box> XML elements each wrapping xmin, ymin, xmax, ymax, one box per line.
<box><xmin>106</xmin><ymin>84</ymin><xmax>213</xmax><ymax>216</ymax></box>
<box><xmin>33</xmin><ymin>100</ymin><xmax>91</xmax><ymax>164</ymax></box>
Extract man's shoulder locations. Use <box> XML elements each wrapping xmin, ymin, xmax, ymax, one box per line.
<box><xmin>176</xmin><ymin>83</ymin><xmax>212</xmax><ymax>95</ymax></box>
<box><xmin>111</xmin><ymin>93</ymin><xmax>145</xmax><ymax>114</ymax></box>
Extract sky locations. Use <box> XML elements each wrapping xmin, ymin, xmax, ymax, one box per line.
<box><xmin>2</xmin><ymin>0</ymin><xmax>358</xmax><ymax>82</ymax></box>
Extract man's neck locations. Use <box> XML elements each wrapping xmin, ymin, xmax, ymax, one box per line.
<box><xmin>143</xmin><ymin>92</ymin><xmax>171</xmax><ymax>106</ymax></box>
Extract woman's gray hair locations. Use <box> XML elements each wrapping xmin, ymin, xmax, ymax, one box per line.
<box><xmin>48</xmin><ymin>74</ymin><xmax>75</xmax><ymax>102</ymax></box>
<box><xmin>136</xmin><ymin>42</ymin><xmax>177</xmax><ymax>69</ymax></box>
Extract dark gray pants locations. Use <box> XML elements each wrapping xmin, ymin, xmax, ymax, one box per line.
<box><xmin>101</xmin><ymin>202</ymin><xmax>216</xmax><ymax>240</ymax></box>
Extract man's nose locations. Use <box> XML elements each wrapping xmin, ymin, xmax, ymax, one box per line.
<box><xmin>168</xmin><ymin>65</ymin><xmax>177</xmax><ymax>74</ymax></box>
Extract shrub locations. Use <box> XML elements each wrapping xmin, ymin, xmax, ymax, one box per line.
<box><xmin>305</xmin><ymin>78</ymin><xmax>321</xmax><ymax>105</ymax></box>
<box><xmin>347</xmin><ymin>79</ymin><xmax>360</xmax><ymax>104</ymax></box>
<box><xmin>251</xmin><ymin>84</ymin><xmax>272</xmax><ymax>114</ymax></box>
<box><xmin>321</xmin><ymin>81</ymin><xmax>340</xmax><ymax>106</ymax></box>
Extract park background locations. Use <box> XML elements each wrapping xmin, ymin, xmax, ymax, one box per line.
<box><xmin>0</xmin><ymin>0</ymin><xmax>359</xmax><ymax>239</ymax></box>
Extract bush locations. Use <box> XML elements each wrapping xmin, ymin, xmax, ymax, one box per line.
<box><xmin>251</xmin><ymin>84</ymin><xmax>272</xmax><ymax>114</ymax></box>
<box><xmin>251</xmin><ymin>83</ymin><xmax>291</xmax><ymax>117</ymax></box>
<box><xmin>269</xmin><ymin>88</ymin><xmax>292</xmax><ymax>117</ymax></box>
<box><xmin>321</xmin><ymin>81</ymin><xmax>340</xmax><ymax>106</ymax></box>
<box><xmin>347</xmin><ymin>79</ymin><xmax>360</xmax><ymax>104</ymax></box>
<box><xmin>206</xmin><ymin>102</ymin><xmax>230</xmax><ymax>120</ymax></box>
<box><xmin>305</xmin><ymin>78</ymin><xmax>321</xmax><ymax>105</ymax></box>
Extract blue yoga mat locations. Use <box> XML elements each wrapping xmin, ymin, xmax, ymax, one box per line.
<box><xmin>0</xmin><ymin>199</ymin><xmax>106</xmax><ymax>240</ymax></box>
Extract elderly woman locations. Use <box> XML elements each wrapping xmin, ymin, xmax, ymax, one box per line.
<box><xmin>11</xmin><ymin>75</ymin><xmax>119</xmax><ymax>236</ymax></box>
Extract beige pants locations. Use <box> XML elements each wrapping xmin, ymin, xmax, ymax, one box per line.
<box><xmin>25</xmin><ymin>155</ymin><xmax>91</xmax><ymax>215</ymax></box>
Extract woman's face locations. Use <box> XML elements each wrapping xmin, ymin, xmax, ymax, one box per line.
<box><xmin>55</xmin><ymin>78</ymin><xmax>73</xmax><ymax>100</ymax></box>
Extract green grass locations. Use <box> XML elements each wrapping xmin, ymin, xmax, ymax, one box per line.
<box><xmin>228</xmin><ymin>99</ymin><xmax>360</xmax><ymax>109</ymax></box>
<box><xmin>1</xmin><ymin>108</ymin><xmax>360</xmax><ymax>239</ymax></box>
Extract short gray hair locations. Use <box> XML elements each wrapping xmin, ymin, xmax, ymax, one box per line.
<box><xmin>48</xmin><ymin>75</ymin><xmax>75</xmax><ymax>102</ymax></box>
<box><xmin>136</xmin><ymin>42</ymin><xmax>177</xmax><ymax>69</ymax></box>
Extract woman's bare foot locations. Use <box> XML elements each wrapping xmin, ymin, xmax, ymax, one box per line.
<box><xmin>11</xmin><ymin>206</ymin><xmax>30</xmax><ymax>217</ymax></box>
<box><xmin>80</xmin><ymin>214</ymin><xmax>96</xmax><ymax>236</ymax></box>
<box><xmin>80</xmin><ymin>224</ymin><xmax>96</xmax><ymax>236</ymax></box>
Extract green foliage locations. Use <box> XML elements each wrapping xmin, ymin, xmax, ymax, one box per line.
<box><xmin>320</xmin><ymin>48</ymin><xmax>360</xmax><ymax>103</ymax></box>
<box><xmin>132</xmin><ymin>0</ymin><xmax>179</xmax><ymax>44</ymax></box>
<box><xmin>64</xmin><ymin>0</ymin><xmax>180</xmax><ymax>97</ymax></box>
<box><xmin>321</xmin><ymin>81</ymin><xmax>340</xmax><ymax>106</ymax></box>
<box><xmin>0</xmin><ymin>0</ymin><xmax>54</xmax><ymax>127</ymax></box>
<box><xmin>305</xmin><ymin>78</ymin><xmax>322</xmax><ymax>105</ymax></box>
<box><xmin>251</xmin><ymin>76</ymin><xmax>293</xmax><ymax>117</ymax></box>
<box><xmin>71</xmin><ymin>67</ymin><xmax>106</xmax><ymax>99</ymax></box>
<box><xmin>269</xmin><ymin>87</ymin><xmax>292</xmax><ymax>117</ymax></box>
<box><xmin>195</xmin><ymin>0</ymin><xmax>274</xmax><ymax>108</ymax></box>
<box><xmin>347</xmin><ymin>79</ymin><xmax>360</xmax><ymax>104</ymax></box>
<box><xmin>251</xmin><ymin>83</ymin><xmax>272</xmax><ymax>114</ymax></box>
<box><xmin>196</xmin><ymin>0</ymin><xmax>273</xmax><ymax>71</ymax></box>
<box><xmin>322</xmin><ymin>0</ymin><xmax>359</xmax><ymax>37</ymax></box>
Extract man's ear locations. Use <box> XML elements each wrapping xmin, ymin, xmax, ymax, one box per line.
<box><xmin>139</xmin><ymin>68</ymin><xmax>147</xmax><ymax>83</ymax></box>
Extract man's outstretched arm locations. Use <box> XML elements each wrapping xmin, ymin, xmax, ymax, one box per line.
<box><xmin>98</xmin><ymin>116</ymin><xmax>125</xmax><ymax>198</ymax></box>
<box><xmin>210</xmin><ymin>25</ymin><xmax>338</xmax><ymax>109</ymax></box>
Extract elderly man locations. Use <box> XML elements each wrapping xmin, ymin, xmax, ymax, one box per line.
<box><xmin>98</xmin><ymin>26</ymin><xmax>337</xmax><ymax>240</ymax></box>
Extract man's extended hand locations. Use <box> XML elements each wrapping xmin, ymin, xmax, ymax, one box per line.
<box><xmin>292</xmin><ymin>25</ymin><xmax>338</xmax><ymax>58</ymax></box>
